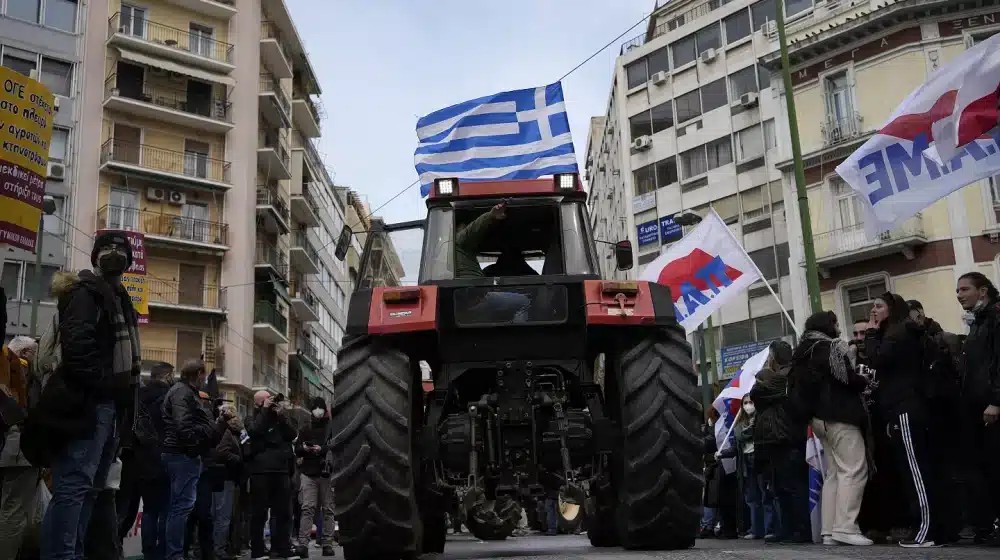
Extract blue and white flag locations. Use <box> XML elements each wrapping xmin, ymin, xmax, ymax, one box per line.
<box><xmin>414</xmin><ymin>82</ymin><xmax>579</xmax><ymax>197</ymax></box>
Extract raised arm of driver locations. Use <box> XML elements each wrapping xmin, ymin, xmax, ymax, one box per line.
<box><xmin>457</xmin><ymin>206</ymin><xmax>503</xmax><ymax>249</ymax></box>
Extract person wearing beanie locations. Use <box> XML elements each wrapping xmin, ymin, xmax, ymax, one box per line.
<box><xmin>30</xmin><ymin>230</ymin><xmax>142</xmax><ymax>559</ymax></box>
<box><xmin>293</xmin><ymin>397</ymin><xmax>335</xmax><ymax>558</ymax></box>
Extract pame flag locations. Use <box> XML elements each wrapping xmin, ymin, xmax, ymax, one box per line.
<box><xmin>414</xmin><ymin>83</ymin><xmax>578</xmax><ymax>197</ymax></box>
<box><xmin>639</xmin><ymin>209</ymin><xmax>761</xmax><ymax>333</ymax></box>
<box><xmin>712</xmin><ymin>346</ymin><xmax>770</xmax><ymax>475</ymax></box>
<box><xmin>836</xmin><ymin>33</ymin><xmax>1000</xmax><ymax>238</ymax></box>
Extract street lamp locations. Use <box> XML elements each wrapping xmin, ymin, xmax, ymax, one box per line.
<box><xmin>30</xmin><ymin>195</ymin><xmax>58</xmax><ymax>337</ymax></box>
<box><xmin>671</xmin><ymin>210</ymin><xmax>715</xmax><ymax>413</ymax></box>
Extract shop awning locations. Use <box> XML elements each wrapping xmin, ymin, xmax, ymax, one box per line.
<box><xmin>117</xmin><ymin>49</ymin><xmax>235</xmax><ymax>87</ymax></box>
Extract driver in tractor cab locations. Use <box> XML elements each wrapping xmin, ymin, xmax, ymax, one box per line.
<box><xmin>483</xmin><ymin>246</ymin><xmax>537</xmax><ymax>277</ymax></box>
<box><xmin>456</xmin><ymin>201</ymin><xmax>507</xmax><ymax>277</ymax></box>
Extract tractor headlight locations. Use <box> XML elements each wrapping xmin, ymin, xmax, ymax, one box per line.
<box><xmin>434</xmin><ymin>178</ymin><xmax>456</xmax><ymax>196</ymax></box>
<box><xmin>555</xmin><ymin>173</ymin><xmax>578</xmax><ymax>191</ymax></box>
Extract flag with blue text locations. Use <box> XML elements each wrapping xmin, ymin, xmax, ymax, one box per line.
<box><xmin>414</xmin><ymin>82</ymin><xmax>579</xmax><ymax>197</ymax></box>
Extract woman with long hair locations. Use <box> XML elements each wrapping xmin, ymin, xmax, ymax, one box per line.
<box><xmin>865</xmin><ymin>292</ymin><xmax>939</xmax><ymax>548</ymax></box>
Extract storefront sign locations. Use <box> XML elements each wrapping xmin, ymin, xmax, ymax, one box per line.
<box><xmin>632</xmin><ymin>191</ymin><xmax>656</xmax><ymax>214</ymax></box>
<box><xmin>636</xmin><ymin>219</ymin><xmax>659</xmax><ymax>246</ymax></box>
<box><xmin>659</xmin><ymin>214</ymin><xmax>682</xmax><ymax>243</ymax></box>
<box><xmin>720</xmin><ymin>340</ymin><xmax>775</xmax><ymax>380</ymax></box>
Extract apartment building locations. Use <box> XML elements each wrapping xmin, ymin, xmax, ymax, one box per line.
<box><xmin>64</xmin><ymin>0</ymin><xmax>339</xmax><ymax>413</ymax></box>
<box><xmin>585</xmin><ymin>0</ymin><xmax>795</xmax><ymax>381</ymax></box>
<box><xmin>1</xmin><ymin>0</ymin><xmax>82</xmax><ymax>341</ymax></box>
<box><xmin>762</xmin><ymin>0</ymin><xmax>1000</xmax><ymax>336</ymax></box>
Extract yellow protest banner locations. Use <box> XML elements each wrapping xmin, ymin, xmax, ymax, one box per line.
<box><xmin>0</xmin><ymin>66</ymin><xmax>55</xmax><ymax>252</ymax></box>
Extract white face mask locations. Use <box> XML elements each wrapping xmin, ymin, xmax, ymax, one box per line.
<box><xmin>743</xmin><ymin>404</ymin><xmax>756</xmax><ymax>415</ymax></box>
<box><xmin>312</xmin><ymin>408</ymin><xmax>325</xmax><ymax>419</ymax></box>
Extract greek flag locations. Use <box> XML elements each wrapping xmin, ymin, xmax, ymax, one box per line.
<box><xmin>415</xmin><ymin>82</ymin><xmax>579</xmax><ymax>197</ymax></box>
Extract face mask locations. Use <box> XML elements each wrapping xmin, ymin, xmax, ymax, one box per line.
<box><xmin>743</xmin><ymin>404</ymin><xmax>756</xmax><ymax>415</ymax></box>
<box><xmin>312</xmin><ymin>408</ymin><xmax>325</xmax><ymax>419</ymax></box>
<box><xmin>98</xmin><ymin>252</ymin><xmax>128</xmax><ymax>276</ymax></box>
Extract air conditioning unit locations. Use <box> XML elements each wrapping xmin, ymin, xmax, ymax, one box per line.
<box><xmin>699</xmin><ymin>48</ymin><xmax>717</xmax><ymax>63</ymax></box>
<box><xmin>46</xmin><ymin>161</ymin><xmax>65</xmax><ymax>180</ymax></box>
<box><xmin>740</xmin><ymin>92</ymin><xmax>759</xmax><ymax>108</ymax></box>
<box><xmin>631</xmin><ymin>136</ymin><xmax>652</xmax><ymax>151</ymax></box>
<box><xmin>764</xmin><ymin>20</ymin><xmax>778</xmax><ymax>38</ymax></box>
<box><xmin>167</xmin><ymin>190</ymin><xmax>186</xmax><ymax>205</ymax></box>
<box><xmin>650</xmin><ymin>71</ymin><xmax>668</xmax><ymax>85</ymax></box>
<box><xmin>146</xmin><ymin>187</ymin><xmax>167</xmax><ymax>201</ymax></box>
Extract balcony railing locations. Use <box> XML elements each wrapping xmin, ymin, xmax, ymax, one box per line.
<box><xmin>297</xmin><ymin>94</ymin><xmax>324</xmax><ymax>123</ymax></box>
<box><xmin>290</xmin><ymin>281</ymin><xmax>317</xmax><ymax>307</ymax></box>
<box><xmin>142</xmin><ymin>346</ymin><xmax>224</xmax><ymax>371</ymax></box>
<box><xmin>621</xmin><ymin>0</ymin><xmax>722</xmax><ymax>53</ymax></box>
<box><xmin>255</xmin><ymin>242</ymin><xmax>289</xmax><ymax>276</ymax></box>
<box><xmin>254</xmin><ymin>301</ymin><xmax>288</xmax><ymax>334</ymax></box>
<box><xmin>252</xmin><ymin>362</ymin><xmax>287</xmax><ymax>391</ymax></box>
<box><xmin>109</xmin><ymin>12</ymin><xmax>234</xmax><ymax>64</ymax></box>
<box><xmin>256</xmin><ymin>186</ymin><xmax>290</xmax><ymax>220</ymax></box>
<box><xmin>259</xmin><ymin>132</ymin><xmax>290</xmax><ymax>166</ymax></box>
<box><xmin>813</xmin><ymin>214</ymin><xmax>926</xmax><ymax>261</ymax></box>
<box><xmin>299</xmin><ymin>183</ymin><xmax>320</xmax><ymax>209</ymax></box>
<box><xmin>261</xmin><ymin>20</ymin><xmax>284</xmax><ymax>44</ymax></box>
<box><xmin>821</xmin><ymin>111</ymin><xmax>865</xmax><ymax>147</ymax></box>
<box><xmin>104</xmin><ymin>73</ymin><xmax>231</xmax><ymax>122</ymax></box>
<box><xmin>292</xmin><ymin>230</ymin><xmax>319</xmax><ymax>263</ymax></box>
<box><xmin>296</xmin><ymin>336</ymin><xmax>320</xmax><ymax>366</ymax></box>
<box><xmin>101</xmin><ymin>139</ymin><xmax>231</xmax><ymax>184</ymax></box>
<box><xmin>147</xmin><ymin>277</ymin><xmax>224</xmax><ymax>309</ymax></box>
<box><xmin>259</xmin><ymin>73</ymin><xmax>291</xmax><ymax>115</ymax></box>
<box><xmin>97</xmin><ymin>205</ymin><xmax>229</xmax><ymax>246</ymax></box>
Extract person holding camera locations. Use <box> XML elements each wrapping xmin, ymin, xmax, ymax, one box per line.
<box><xmin>246</xmin><ymin>390</ymin><xmax>298</xmax><ymax>560</ymax></box>
<box><xmin>294</xmin><ymin>397</ymin><xmax>335</xmax><ymax>558</ymax></box>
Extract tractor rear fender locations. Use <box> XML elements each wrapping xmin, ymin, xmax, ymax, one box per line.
<box><xmin>354</xmin><ymin>285</ymin><xmax>439</xmax><ymax>335</ymax></box>
<box><xmin>582</xmin><ymin>280</ymin><xmax>676</xmax><ymax>327</ymax></box>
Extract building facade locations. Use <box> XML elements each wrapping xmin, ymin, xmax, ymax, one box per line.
<box><xmin>586</xmin><ymin>0</ymin><xmax>795</xmax><ymax>381</ymax></box>
<box><xmin>1</xmin><ymin>0</ymin><xmax>83</xmax><ymax>341</ymax></box>
<box><xmin>762</xmin><ymin>0</ymin><xmax>1000</xmax><ymax>336</ymax></box>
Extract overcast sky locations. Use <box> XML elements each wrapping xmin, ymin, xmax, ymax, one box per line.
<box><xmin>289</xmin><ymin>0</ymin><xmax>652</xmax><ymax>225</ymax></box>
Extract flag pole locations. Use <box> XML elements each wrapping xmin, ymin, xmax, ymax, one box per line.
<box><xmin>717</xmin><ymin>408</ymin><xmax>743</xmax><ymax>453</ymax></box>
<box><xmin>776</xmin><ymin>0</ymin><xmax>822</xmax><ymax>314</ymax></box>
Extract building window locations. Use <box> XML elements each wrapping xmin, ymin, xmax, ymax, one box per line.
<box><xmin>629</xmin><ymin>111</ymin><xmax>652</xmax><ymax>139</ymax></box>
<box><xmin>712</xmin><ymin>194</ymin><xmax>740</xmax><ymax>224</ymax></box>
<box><xmin>120</xmin><ymin>4</ymin><xmax>147</xmax><ymax>38</ymax></box>
<box><xmin>729</xmin><ymin>65</ymin><xmax>758</xmax><ymax>100</ymax></box>
<box><xmin>680</xmin><ymin>146</ymin><xmax>707</xmax><ymax>179</ymax></box>
<box><xmin>189</xmin><ymin>23</ymin><xmax>215</xmax><ymax>58</ymax></box>
<box><xmin>0</xmin><ymin>262</ymin><xmax>60</xmax><ymax>302</ymax></box>
<box><xmin>45</xmin><ymin>0</ymin><xmax>78</xmax><ymax>32</ymax></box>
<box><xmin>671</xmin><ymin>33</ymin><xmax>697</xmax><ymax>67</ymax></box>
<box><xmin>706</xmin><ymin>136</ymin><xmax>732</xmax><ymax>169</ymax></box>
<box><xmin>751</xmin><ymin>0</ymin><xmax>777</xmax><ymax>31</ymax></box>
<box><xmin>655</xmin><ymin>157</ymin><xmax>678</xmax><ymax>187</ymax></box>
<box><xmin>1</xmin><ymin>262</ymin><xmax>19</xmax><ymax>301</ymax></box>
<box><xmin>754</xmin><ymin>313</ymin><xmax>785</xmax><ymax>340</ymax></box>
<box><xmin>722</xmin><ymin>319</ymin><xmax>753</xmax><ymax>345</ymax></box>
<box><xmin>825</xmin><ymin>72</ymin><xmax>854</xmax><ymax>127</ymax></box>
<box><xmin>647</xmin><ymin>47</ymin><xmax>670</xmax><ymax>76</ymax></box>
<box><xmin>844</xmin><ymin>278</ymin><xmax>888</xmax><ymax>323</ymax></box>
<box><xmin>2</xmin><ymin>46</ymin><xmax>38</xmax><ymax>76</ymax></box>
<box><xmin>40</xmin><ymin>56</ymin><xmax>72</xmax><ymax>97</ymax></box>
<box><xmin>675</xmin><ymin>89</ymin><xmax>701</xmax><ymax>123</ymax></box>
<box><xmin>776</xmin><ymin>242</ymin><xmax>790</xmax><ymax>276</ymax></box>
<box><xmin>633</xmin><ymin>165</ymin><xmax>655</xmax><ymax>196</ymax></box>
<box><xmin>6</xmin><ymin>0</ymin><xmax>41</xmax><ymax>23</ymax></box>
<box><xmin>741</xmin><ymin>185</ymin><xmax>767</xmax><ymax>220</ymax></box>
<box><xmin>724</xmin><ymin>10</ymin><xmax>751</xmax><ymax>43</ymax></box>
<box><xmin>750</xmin><ymin>246</ymin><xmax>778</xmax><ymax>280</ymax></box>
<box><xmin>758</xmin><ymin>64</ymin><xmax>771</xmax><ymax>90</ymax></box>
<box><xmin>785</xmin><ymin>0</ymin><xmax>813</xmax><ymax>17</ymax></box>
<box><xmin>833</xmin><ymin>178</ymin><xmax>864</xmax><ymax>229</ymax></box>
<box><xmin>700</xmin><ymin>78</ymin><xmax>728</xmax><ymax>113</ymax></box>
<box><xmin>625</xmin><ymin>59</ymin><xmax>647</xmax><ymax>89</ymax></box>
<box><xmin>696</xmin><ymin>22</ymin><xmax>722</xmax><ymax>53</ymax></box>
<box><xmin>49</xmin><ymin>127</ymin><xmax>69</xmax><ymax>161</ymax></box>
<box><xmin>650</xmin><ymin>101</ymin><xmax>673</xmax><ymax>133</ymax></box>
<box><xmin>42</xmin><ymin>196</ymin><xmax>64</xmax><ymax>234</ymax></box>
<box><xmin>763</xmin><ymin>119</ymin><xmax>777</xmax><ymax>150</ymax></box>
<box><xmin>735</xmin><ymin>124</ymin><xmax>764</xmax><ymax>162</ymax></box>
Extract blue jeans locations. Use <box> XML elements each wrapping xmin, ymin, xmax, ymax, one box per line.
<box><xmin>544</xmin><ymin>498</ymin><xmax>558</xmax><ymax>535</ymax></box>
<box><xmin>162</xmin><ymin>453</ymin><xmax>202</xmax><ymax>560</ymax></box>
<box><xmin>41</xmin><ymin>401</ymin><xmax>118</xmax><ymax>560</ymax></box>
<box><xmin>744</xmin><ymin>459</ymin><xmax>776</xmax><ymax>538</ymax></box>
<box><xmin>212</xmin><ymin>480</ymin><xmax>235</xmax><ymax>555</ymax></box>
<box><xmin>700</xmin><ymin>506</ymin><xmax>718</xmax><ymax>531</ymax></box>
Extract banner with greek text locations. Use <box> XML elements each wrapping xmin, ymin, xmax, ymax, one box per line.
<box><xmin>0</xmin><ymin>66</ymin><xmax>55</xmax><ymax>251</ymax></box>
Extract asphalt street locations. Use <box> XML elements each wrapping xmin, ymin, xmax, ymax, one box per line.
<box><xmin>418</xmin><ymin>534</ymin><xmax>1000</xmax><ymax>560</ymax></box>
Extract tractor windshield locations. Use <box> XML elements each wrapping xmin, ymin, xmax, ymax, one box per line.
<box><xmin>419</xmin><ymin>199</ymin><xmax>599</xmax><ymax>282</ymax></box>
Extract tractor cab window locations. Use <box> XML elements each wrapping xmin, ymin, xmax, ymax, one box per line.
<box><xmin>456</xmin><ymin>204</ymin><xmax>563</xmax><ymax>278</ymax></box>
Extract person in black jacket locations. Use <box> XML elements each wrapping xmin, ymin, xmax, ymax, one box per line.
<box><xmin>955</xmin><ymin>272</ymin><xmax>1000</xmax><ymax>545</ymax></box>
<box><xmin>212</xmin><ymin>404</ymin><xmax>243</xmax><ymax>560</ymax></box>
<box><xmin>795</xmin><ymin>311</ymin><xmax>872</xmax><ymax>546</ymax></box>
<box><xmin>161</xmin><ymin>360</ymin><xmax>228</xmax><ymax>560</ymax></box>
<box><xmin>294</xmin><ymin>397</ymin><xmax>335</xmax><ymax>558</ymax></box>
<box><xmin>750</xmin><ymin>340</ymin><xmax>808</xmax><ymax>544</ymax></box>
<box><xmin>865</xmin><ymin>292</ymin><xmax>939</xmax><ymax>548</ymax></box>
<box><xmin>246</xmin><ymin>390</ymin><xmax>298</xmax><ymax>560</ymax></box>
<box><xmin>37</xmin><ymin>232</ymin><xmax>141</xmax><ymax>560</ymax></box>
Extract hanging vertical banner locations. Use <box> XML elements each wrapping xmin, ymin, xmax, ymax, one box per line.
<box><xmin>98</xmin><ymin>229</ymin><xmax>148</xmax><ymax>324</ymax></box>
<box><xmin>0</xmin><ymin>66</ymin><xmax>55</xmax><ymax>251</ymax></box>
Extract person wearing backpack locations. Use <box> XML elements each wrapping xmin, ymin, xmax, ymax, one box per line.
<box><xmin>0</xmin><ymin>336</ymin><xmax>39</xmax><ymax>559</ymax></box>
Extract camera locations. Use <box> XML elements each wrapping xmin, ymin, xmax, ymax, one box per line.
<box><xmin>272</xmin><ymin>393</ymin><xmax>285</xmax><ymax>404</ymax></box>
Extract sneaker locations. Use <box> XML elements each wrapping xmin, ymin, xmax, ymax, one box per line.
<box><xmin>743</xmin><ymin>533</ymin><xmax>756</xmax><ymax>540</ymax></box>
<box><xmin>822</xmin><ymin>536</ymin><xmax>837</xmax><ymax>545</ymax></box>
<box><xmin>833</xmin><ymin>533</ymin><xmax>874</xmax><ymax>546</ymax></box>
<box><xmin>321</xmin><ymin>545</ymin><xmax>337</xmax><ymax>557</ymax></box>
<box><xmin>294</xmin><ymin>545</ymin><xmax>310</xmax><ymax>558</ymax></box>
<box><xmin>251</xmin><ymin>556</ymin><xmax>270</xmax><ymax>560</ymax></box>
<box><xmin>899</xmin><ymin>539</ymin><xmax>942</xmax><ymax>548</ymax></box>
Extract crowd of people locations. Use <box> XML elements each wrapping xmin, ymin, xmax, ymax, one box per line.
<box><xmin>702</xmin><ymin>272</ymin><xmax>1000</xmax><ymax>549</ymax></box>
<box><xmin>0</xmin><ymin>232</ymin><xmax>337</xmax><ymax>560</ymax></box>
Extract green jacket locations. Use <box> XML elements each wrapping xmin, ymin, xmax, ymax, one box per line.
<box><xmin>455</xmin><ymin>211</ymin><xmax>497</xmax><ymax>278</ymax></box>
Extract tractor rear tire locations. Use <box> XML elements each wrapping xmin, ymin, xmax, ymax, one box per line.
<box><xmin>612</xmin><ymin>326</ymin><xmax>703</xmax><ymax>550</ymax></box>
<box><xmin>330</xmin><ymin>335</ymin><xmax>422</xmax><ymax>560</ymax></box>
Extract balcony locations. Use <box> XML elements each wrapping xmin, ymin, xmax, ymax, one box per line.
<box><xmin>812</xmin><ymin>214</ymin><xmax>927</xmax><ymax>274</ymax></box>
<box><xmin>162</xmin><ymin>0</ymin><xmax>237</xmax><ymax>19</ymax></box>
<box><xmin>108</xmin><ymin>13</ymin><xmax>235</xmax><ymax>74</ymax></box>
<box><xmin>260</xmin><ymin>21</ymin><xmax>293</xmax><ymax>78</ymax></box>
<box><xmin>147</xmin><ymin>277</ymin><xmax>225</xmax><ymax>313</ymax></box>
<box><xmin>289</xmin><ymin>282</ymin><xmax>319</xmax><ymax>323</ymax></box>
<box><xmin>290</xmin><ymin>231</ymin><xmax>320</xmax><ymax>274</ymax></box>
<box><xmin>259</xmin><ymin>73</ymin><xmax>291</xmax><ymax>128</ymax></box>
<box><xmin>97</xmin><ymin>205</ymin><xmax>229</xmax><ymax>250</ymax></box>
<box><xmin>291</xmin><ymin>336</ymin><xmax>321</xmax><ymax>369</ymax></box>
<box><xmin>255</xmin><ymin>242</ymin><xmax>289</xmax><ymax>280</ymax></box>
<box><xmin>103</xmin><ymin>73</ymin><xmax>232</xmax><ymax>133</ymax></box>
<box><xmin>252</xmin><ymin>362</ymin><xmax>287</xmax><ymax>393</ymax></box>
<box><xmin>290</xmin><ymin>184</ymin><xmax>321</xmax><ymax>227</ymax></box>
<box><xmin>100</xmin><ymin>139</ymin><xmax>231</xmax><ymax>190</ymax></box>
<box><xmin>253</xmin><ymin>301</ymin><xmax>288</xmax><ymax>344</ymax></box>
<box><xmin>257</xmin><ymin>132</ymin><xmax>291</xmax><ymax>180</ymax></box>
<box><xmin>292</xmin><ymin>95</ymin><xmax>322</xmax><ymax>138</ymax></box>
<box><xmin>821</xmin><ymin>112</ymin><xmax>865</xmax><ymax>147</ymax></box>
<box><xmin>141</xmin><ymin>347</ymin><xmax>224</xmax><ymax>374</ymax></box>
<box><xmin>256</xmin><ymin>187</ymin><xmax>290</xmax><ymax>234</ymax></box>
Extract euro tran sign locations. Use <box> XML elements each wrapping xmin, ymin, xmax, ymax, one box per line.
<box><xmin>656</xmin><ymin>249</ymin><xmax>744</xmax><ymax>321</ymax></box>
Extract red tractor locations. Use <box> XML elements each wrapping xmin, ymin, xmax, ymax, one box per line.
<box><xmin>330</xmin><ymin>175</ymin><xmax>702</xmax><ymax>559</ymax></box>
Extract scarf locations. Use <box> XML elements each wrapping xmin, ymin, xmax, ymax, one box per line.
<box><xmin>800</xmin><ymin>329</ymin><xmax>851</xmax><ymax>384</ymax></box>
